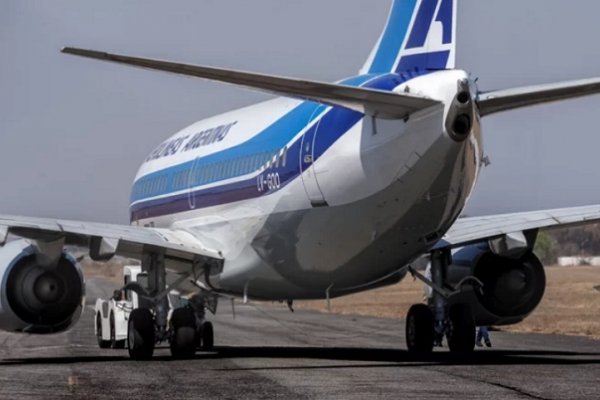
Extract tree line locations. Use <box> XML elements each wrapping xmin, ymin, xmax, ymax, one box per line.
<box><xmin>534</xmin><ymin>223</ymin><xmax>600</xmax><ymax>265</ymax></box>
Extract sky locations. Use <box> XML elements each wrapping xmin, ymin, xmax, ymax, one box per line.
<box><xmin>2</xmin><ymin>0</ymin><xmax>600</xmax><ymax>224</ymax></box>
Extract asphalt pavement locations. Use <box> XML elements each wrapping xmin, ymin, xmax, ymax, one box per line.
<box><xmin>0</xmin><ymin>277</ymin><xmax>598</xmax><ymax>399</ymax></box>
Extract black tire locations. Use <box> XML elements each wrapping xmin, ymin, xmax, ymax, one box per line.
<box><xmin>170</xmin><ymin>308</ymin><xmax>197</xmax><ymax>359</ymax></box>
<box><xmin>128</xmin><ymin>308</ymin><xmax>155</xmax><ymax>360</ymax></box>
<box><xmin>447</xmin><ymin>303</ymin><xmax>476</xmax><ymax>354</ymax></box>
<box><xmin>405</xmin><ymin>304</ymin><xmax>434</xmax><ymax>354</ymax></box>
<box><xmin>201</xmin><ymin>321</ymin><xmax>214</xmax><ymax>351</ymax></box>
<box><xmin>96</xmin><ymin>313</ymin><xmax>110</xmax><ymax>349</ymax></box>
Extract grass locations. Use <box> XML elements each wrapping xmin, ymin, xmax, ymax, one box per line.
<box><xmin>296</xmin><ymin>266</ymin><xmax>600</xmax><ymax>339</ymax></box>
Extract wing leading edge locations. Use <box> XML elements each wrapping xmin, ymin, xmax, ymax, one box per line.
<box><xmin>437</xmin><ymin>204</ymin><xmax>600</xmax><ymax>250</ymax></box>
<box><xmin>61</xmin><ymin>47</ymin><xmax>441</xmax><ymax>119</ymax></box>
<box><xmin>0</xmin><ymin>214</ymin><xmax>222</xmax><ymax>267</ymax></box>
<box><xmin>478</xmin><ymin>77</ymin><xmax>600</xmax><ymax>117</ymax></box>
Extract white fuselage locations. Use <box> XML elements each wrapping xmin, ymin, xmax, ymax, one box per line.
<box><xmin>129</xmin><ymin>70</ymin><xmax>482</xmax><ymax>300</ymax></box>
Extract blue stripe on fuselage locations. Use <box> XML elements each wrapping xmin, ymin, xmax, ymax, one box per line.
<box><xmin>130</xmin><ymin>101</ymin><xmax>326</xmax><ymax>202</ymax></box>
<box><xmin>129</xmin><ymin>72</ymin><xmax>429</xmax><ymax>221</ymax></box>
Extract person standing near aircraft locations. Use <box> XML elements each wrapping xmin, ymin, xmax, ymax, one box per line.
<box><xmin>476</xmin><ymin>326</ymin><xmax>492</xmax><ymax>347</ymax></box>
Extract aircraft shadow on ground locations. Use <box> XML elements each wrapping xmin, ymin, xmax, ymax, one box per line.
<box><xmin>1</xmin><ymin>347</ymin><xmax>600</xmax><ymax>368</ymax></box>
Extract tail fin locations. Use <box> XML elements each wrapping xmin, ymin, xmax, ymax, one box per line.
<box><xmin>361</xmin><ymin>0</ymin><xmax>457</xmax><ymax>75</ymax></box>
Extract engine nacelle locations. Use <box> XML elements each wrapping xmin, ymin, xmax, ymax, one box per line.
<box><xmin>447</xmin><ymin>243</ymin><xmax>546</xmax><ymax>326</ymax></box>
<box><xmin>0</xmin><ymin>239</ymin><xmax>85</xmax><ymax>333</ymax></box>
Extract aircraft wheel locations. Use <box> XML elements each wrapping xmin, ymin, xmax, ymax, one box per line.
<box><xmin>128</xmin><ymin>308</ymin><xmax>155</xmax><ymax>360</ymax></box>
<box><xmin>405</xmin><ymin>304</ymin><xmax>434</xmax><ymax>354</ymax></box>
<box><xmin>170</xmin><ymin>308</ymin><xmax>197</xmax><ymax>359</ymax></box>
<box><xmin>447</xmin><ymin>303</ymin><xmax>476</xmax><ymax>354</ymax></box>
<box><xmin>96</xmin><ymin>313</ymin><xmax>110</xmax><ymax>349</ymax></box>
<box><xmin>201</xmin><ymin>321</ymin><xmax>214</xmax><ymax>351</ymax></box>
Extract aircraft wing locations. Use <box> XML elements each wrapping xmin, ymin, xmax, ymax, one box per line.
<box><xmin>61</xmin><ymin>47</ymin><xmax>441</xmax><ymax>119</ymax></box>
<box><xmin>478</xmin><ymin>77</ymin><xmax>600</xmax><ymax>117</ymax></box>
<box><xmin>436</xmin><ymin>205</ymin><xmax>600</xmax><ymax>249</ymax></box>
<box><xmin>0</xmin><ymin>214</ymin><xmax>222</xmax><ymax>267</ymax></box>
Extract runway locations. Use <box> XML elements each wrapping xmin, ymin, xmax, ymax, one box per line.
<box><xmin>0</xmin><ymin>278</ymin><xmax>598</xmax><ymax>399</ymax></box>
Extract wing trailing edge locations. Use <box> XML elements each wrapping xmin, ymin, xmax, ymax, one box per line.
<box><xmin>62</xmin><ymin>47</ymin><xmax>440</xmax><ymax>119</ymax></box>
<box><xmin>478</xmin><ymin>77</ymin><xmax>600</xmax><ymax>116</ymax></box>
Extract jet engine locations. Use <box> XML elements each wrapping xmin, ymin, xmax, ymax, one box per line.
<box><xmin>0</xmin><ymin>239</ymin><xmax>85</xmax><ymax>333</ymax></box>
<box><xmin>446</xmin><ymin>243</ymin><xmax>546</xmax><ymax>326</ymax></box>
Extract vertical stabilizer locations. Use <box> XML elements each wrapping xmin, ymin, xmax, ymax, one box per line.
<box><xmin>361</xmin><ymin>0</ymin><xmax>457</xmax><ymax>74</ymax></box>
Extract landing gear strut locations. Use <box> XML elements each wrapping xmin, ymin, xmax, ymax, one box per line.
<box><xmin>430</xmin><ymin>250</ymin><xmax>449</xmax><ymax>347</ymax></box>
<box><xmin>405</xmin><ymin>249</ymin><xmax>476</xmax><ymax>355</ymax></box>
<box><xmin>126</xmin><ymin>252</ymin><xmax>170</xmax><ymax>360</ymax></box>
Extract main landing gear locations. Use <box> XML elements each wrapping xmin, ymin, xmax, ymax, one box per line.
<box><xmin>405</xmin><ymin>249</ymin><xmax>476</xmax><ymax>355</ymax></box>
<box><xmin>126</xmin><ymin>253</ymin><xmax>216</xmax><ymax>360</ymax></box>
<box><xmin>127</xmin><ymin>306</ymin><xmax>216</xmax><ymax>360</ymax></box>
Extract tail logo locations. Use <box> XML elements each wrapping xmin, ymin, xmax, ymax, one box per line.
<box><xmin>406</xmin><ymin>0</ymin><xmax>453</xmax><ymax>49</ymax></box>
<box><xmin>363</xmin><ymin>0</ymin><xmax>456</xmax><ymax>74</ymax></box>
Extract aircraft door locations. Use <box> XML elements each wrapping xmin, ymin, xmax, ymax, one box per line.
<box><xmin>300</xmin><ymin>121</ymin><xmax>327</xmax><ymax>207</ymax></box>
<box><xmin>187</xmin><ymin>157</ymin><xmax>200</xmax><ymax>210</ymax></box>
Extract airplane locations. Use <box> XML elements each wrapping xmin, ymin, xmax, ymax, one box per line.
<box><xmin>2</xmin><ymin>0</ymin><xmax>600</xmax><ymax>360</ymax></box>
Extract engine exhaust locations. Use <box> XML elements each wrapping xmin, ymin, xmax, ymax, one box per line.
<box><xmin>446</xmin><ymin>79</ymin><xmax>474</xmax><ymax>142</ymax></box>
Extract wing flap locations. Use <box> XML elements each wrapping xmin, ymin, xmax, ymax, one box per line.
<box><xmin>437</xmin><ymin>205</ymin><xmax>600</xmax><ymax>249</ymax></box>
<box><xmin>478</xmin><ymin>77</ymin><xmax>600</xmax><ymax>116</ymax></box>
<box><xmin>61</xmin><ymin>47</ymin><xmax>441</xmax><ymax>119</ymax></box>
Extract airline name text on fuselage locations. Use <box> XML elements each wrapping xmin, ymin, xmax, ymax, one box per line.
<box><xmin>145</xmin><ymin>121</ymin><xmax>238</xmax><ymax>162</ymax></box>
